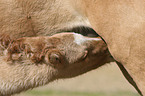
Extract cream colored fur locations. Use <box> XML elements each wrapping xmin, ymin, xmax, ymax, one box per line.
<box><xmin>0</xmin><ymin>0</ymin><xmax>144</xmax><ymax>95</ymax></box>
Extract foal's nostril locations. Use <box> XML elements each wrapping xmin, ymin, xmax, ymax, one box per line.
<box><xmin>78</xmin><ymin>50</ymin><xmax>88</xmax><ymax>62</ymax></box>
<box><xmin>81</xmin><ymin>50</ymin><xmax>88</xmax><ymax>60</ymax></box>
<box><xmin>82</xmin><ymin>51</ymin><xmax>88</xmax><ymax>60</ymax></box>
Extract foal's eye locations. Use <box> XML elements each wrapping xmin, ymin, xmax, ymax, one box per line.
<box><xmin>45</xmin><ymin>50</ymin><xmax>63</xmax><ymax>66</ymax></box>
<box><xmin>49</xmin><ymin>52</ymin><xmax>61</xmax><ymax>64</ymax></box>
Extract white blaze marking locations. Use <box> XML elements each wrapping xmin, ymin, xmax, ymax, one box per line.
<box><xmin>73</xmin><ymin>33</ymin><xmax>87</xmax><ymax>45</ymax></box>
<box><xmin>73</xmin><ymin>33</ymin><xmax>101</xmax><ymax>45</ymax></box>
<box><xmin>86</xmin><ymin>37</ymin><xmax>102</xmax><ymax>41</ymax></box>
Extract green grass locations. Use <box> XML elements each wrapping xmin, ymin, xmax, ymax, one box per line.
<box><xmin>22</xmin><ymin>90</ymin><xmax>139</xmax><ymax>96</ymax></box>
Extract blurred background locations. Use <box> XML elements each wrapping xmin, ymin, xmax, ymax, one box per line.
<box><xmin>15</xmin><ymin>62</ymin><xmax>139</xmax><ymax>96</ymax></box>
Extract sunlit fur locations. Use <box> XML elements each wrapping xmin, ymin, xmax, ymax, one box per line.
<box><xmin>0</xmin><ymin>0</ymin><xmax>144</xmax><ymax>95</ymax></box>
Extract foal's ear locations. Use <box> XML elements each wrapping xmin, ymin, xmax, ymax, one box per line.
<box><xmin>7</xmin><ymin>38</ymin><xmax>25</xmax><ymax>61</ymax></box>
<box><xmin>7</xmin><ymin>39</ymin><xmax>25</xmax><ymax>54</ymax></box>
<box><xmin>0</xmin><ymin>34</ymin><xmax>11</xmax><ymax>49</ymax></box>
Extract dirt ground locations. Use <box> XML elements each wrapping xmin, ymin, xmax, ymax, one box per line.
<box><xmin>16</xmin><ymin>62</ymin><xmax>139</xmax><ymax>96</ymax></box>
